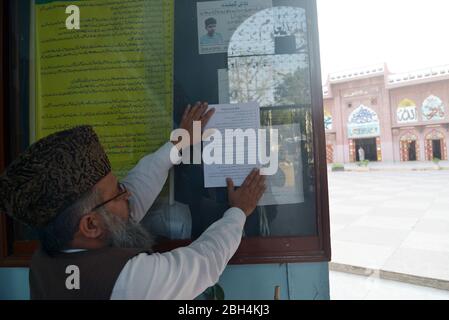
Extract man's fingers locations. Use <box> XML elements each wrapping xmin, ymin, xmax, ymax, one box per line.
<box><xmin>188</xmin><ymin>102</ymin><xmax>201</xmax><ymax>120</ymax></box>
<box><xmin>201</xmin><ymin>108</ymin><xmax>215</xmax><ymax>127</ymax></box>
<box><xmin>193</xmin><ymin>102</ymin><xmax>207</xmax><ymax>120</ymax></box>
<box><xmin>182</xmin><ymin>104</ymin><xmax>191</xmax><ymax>121</ymax></box>
<box><xmin>241</xmin><ymin>169</ymin><xmax>254</xmax><ymax>188</ymax></box>
<box><xmin>249</xmin><ymin>173</ymin><xmax>265</xmax><ymax>191</ymax></box>
<box><xmin>226</xmin><ymin>178</ymin><xmax>235</xmax><ymax>193</ymax></box>
<box><xmin>257</xmin><ymin>174</ymin><xmax>266</xmax><ymax>186</ymax></box>
<box><xmin>197</xmin><ymin>104</ymin><xmax>209</xmax><ymax>120</ymax></box>
<box><xmin>242</xmin><ymin>169</ymin><xmax>258</xmax><ymax>188</ymax></box>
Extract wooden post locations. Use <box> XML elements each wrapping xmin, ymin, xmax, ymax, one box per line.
<box><xmin>274</xmin><ymin>286</ymin><xmax>281</xmax><ymax>300</ymax></box>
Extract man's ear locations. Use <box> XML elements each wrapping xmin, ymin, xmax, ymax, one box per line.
<box><xmin>78</xmin><ymin>213</ymin><xmax>104</xmax><ymax>239</ymax></box>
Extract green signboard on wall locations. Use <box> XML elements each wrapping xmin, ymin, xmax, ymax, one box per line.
<box><xmin>35</xmin><ymin>0</ymin><xmax>174</xmax><ymax>177</ymax></box>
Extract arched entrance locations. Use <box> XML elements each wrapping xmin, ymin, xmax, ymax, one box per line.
<box><xmin>347</xmin><ymin>105</ymin><xmax>381</xmax><ymax>162</ymax></box>
<box><xmin>400</xmin><ymin>132</ymin><xmax>419</xmax><ymax>162</ymax></box>
<box><xmin>425</xmin><ymin>130</ymin><xmax>447</xmax><ymax>161</ymax></box>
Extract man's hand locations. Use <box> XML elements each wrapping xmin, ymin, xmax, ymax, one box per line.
<box><xmin>176</xmin><ymin>102</ymin><xmax>215</xmax><ymax>146</ymax></box>
<box><xmin>227</xmin><ymin>169</ymin><xmax>266</xmax><ymax>217</ymax></box>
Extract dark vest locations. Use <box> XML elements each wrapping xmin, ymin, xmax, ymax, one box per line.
<box><xmin>29</xmin><ymin>247</ymin><xmax>147</xmax><ymax>300</ymax></box>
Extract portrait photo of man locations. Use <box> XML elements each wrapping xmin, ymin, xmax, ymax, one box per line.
<box><xmin>200</xmin><ymin>17</ymin><xmax>224</xmax><ymax>46</ymax></box>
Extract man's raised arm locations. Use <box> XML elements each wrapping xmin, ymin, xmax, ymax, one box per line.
<box><xmin>121</xmin><ymin>102</ymin><xmax>215</xmax><ymax>222</ymax></box>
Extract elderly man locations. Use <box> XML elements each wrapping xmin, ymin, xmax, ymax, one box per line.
<box><xmin>0</xmin><ymin>102</ymin><xmax>266</xmax><ymax>300</ymax></box>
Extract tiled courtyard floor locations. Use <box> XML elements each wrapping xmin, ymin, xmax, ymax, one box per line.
<box><xmin>330</xmin><ymin>271</ymin><xmax>449</xmax><ymax>300</ymax></box>
<box><xmin>328</xmin><ymin>169</ymin><xmax>449</xmax><ymax>287</ymax></box>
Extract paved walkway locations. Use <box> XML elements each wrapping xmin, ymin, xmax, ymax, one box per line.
<box><xmin>328</xmin><ymin>170</ymin><xmax>449</xmax><ymax>290</ymax></box>
<box><xmin>330</xmin><ymin>271</ymin><xmax>449</xmax><ymax>300</ymax></box>
<box><xmin>340</xmin><ymin>160</ymin><xmax>449</xmax><ymax>172</ymax></box>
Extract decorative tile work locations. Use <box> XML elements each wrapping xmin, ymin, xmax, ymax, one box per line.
<box><xmin>348</xmin><ymin>105</ymin><xmax>380</xmax><ymax>139</ymax></box>
<box><xmin>397</xmin><ymin>99</ymin><xmax>418</xmax><ymax>124</ymax></box>
<box><xmin>324</xmin><ymin>110</ymin><xmax>333</xmax><ymax>131</ymax></box>
<box><xmin>326</xmin><ymin>144</ymin><xmax>334</xmax><ymax>164</ymax></box>
<box><xmin>422</xmin><ymin>95</ymin><xmax>445</xmax><ymax>121</ymax></box>
<box><xmin>376</xmin><ymin>137</ymin><xmax>382</xmax><ymax>161</ymax></box>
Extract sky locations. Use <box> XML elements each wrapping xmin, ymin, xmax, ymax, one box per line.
<box><xmin>317</xmin><ymin>0</ymin><xmax>449</xmax><ymax>81</ymax></box>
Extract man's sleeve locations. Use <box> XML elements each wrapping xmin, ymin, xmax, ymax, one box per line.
<box><xmin>121</xmin><ymin>142</ymin><xmax>178</xmax><ymax>223</ymax></box>
<box><xmin>110</xmin><ymin>208</ymin><xmax>246</xmax><ymax>300</ymax></box>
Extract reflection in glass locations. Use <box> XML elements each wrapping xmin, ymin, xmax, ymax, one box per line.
<box><xmin>228</xmin><ymin>6</ymin><xmax>311</xmax><ymax>107</ymax></box>
<box><xmin>171</xmin><ymin>0</ymin><xmax>318</xmax><ymax>240</ymax></box>
<box><xmin>225</xmin><ymin>4</ymin><xmax>317</xmax><ymax>237</ymax></box>
<box><xmin>256</xmin><ymin>108</ymin><xmax>316</xmax><ymax>237</ymax></box>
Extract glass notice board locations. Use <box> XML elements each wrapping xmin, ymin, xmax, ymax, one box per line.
<box><xmin>164</xmin><ymin>0</ymin><xmax>329</xmax><ymax>264</ymax></box>
<box><xmin>1</xmin><ymin>0</ymin><xmax>330</xmax><ymax>266</ymax></box>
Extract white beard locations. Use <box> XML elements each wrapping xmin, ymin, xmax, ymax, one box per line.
<box><xmin>99</xmin><ymin>209</ymin><xmax>154</xmax><ymax>251</ymax></box>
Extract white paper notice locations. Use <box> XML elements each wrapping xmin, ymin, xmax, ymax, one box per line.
<box><xmin>203</xmin><ymin>102</ymin><xmax>260</xmax><ymax>188</ymax></box>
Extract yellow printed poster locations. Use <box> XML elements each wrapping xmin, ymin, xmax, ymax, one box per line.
<box><xmin>35</xmin><ymin>0</ymin><xmax>174</xmax><ymax>177</ymax></box>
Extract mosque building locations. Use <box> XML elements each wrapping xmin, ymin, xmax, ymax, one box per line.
<box><xmin>323</xmin><ymin>63</ymin><xmax>449</xmax><ymax>163</ymax></box>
